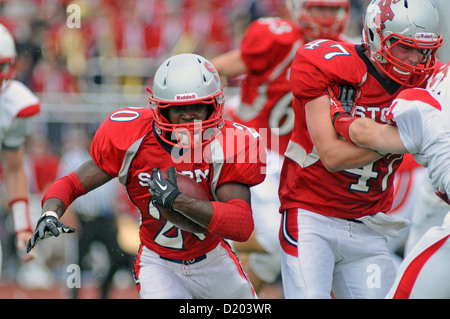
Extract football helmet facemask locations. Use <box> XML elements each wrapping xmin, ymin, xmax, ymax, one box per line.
<box><xmin>363</xmin><ymin>0</ymin><xmax>443</xmax><ymax>87</ymax></box>
<box><xmin>148</xmin><ymin>53</ymin><xmax>225</xmax><ymax>148</ymax></box>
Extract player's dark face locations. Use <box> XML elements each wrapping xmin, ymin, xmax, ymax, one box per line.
<box><xmin>167</xmin><ymin>103</ymin><xmax>209</xmax><ymax>124</ymax></box>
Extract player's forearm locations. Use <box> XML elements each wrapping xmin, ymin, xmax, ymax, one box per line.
<box><xmin>173</xmin><ymin>195</ymin><xmax>254</xmax><ymax>242</ymax></box>
<box><xmin>349</xmin><ymin>118</ymin><xmax>408</xmax><ymax>154</ymax></box>
<box><xmin>319</xmin><ymin>138</ymin><xmax>381</xmax><ymax>171</ymax></box>
<box><xmin>210</xmin><ymin>49</ymin><xmax>247</xmax><ymax>78</ymax></box>
<box><xmin>3</xmin><ymin>149</ymin><xmax>28</xmax><ymax>200</ymax></box>
<box><xmin>307</xmin><ymin>95</ymin><xmax>381</xmax><ymax>171</ymax></box>
<box><xmin>5</xmin><ymin>168</ymin><xmax>28</xmax><ymax>201</ymax></box>
<box><xmin>42</xmin><ymin>198</ymin><xmax>67</xmax><ymax>218</ymax></box>
<box><xmin>6</xmin><ymin>171</ymin><xmax>32</xmax><ymax>233</ymax></box>
<box><xmin>348</xmin><ymin>117</ymin><xmax>384</xmax><ymax>148</ymax></box>
<box><xmin>39</xmin><ymin>161</ymin><xmax>112</xmax><ymax>219</ymax></box>
<box><xmin>40</xmin><ymin>172</ymin><xmax>88</xmax><ymax>218</ymax></box>
<box><xmin>3</xmin><ymin>150</ymin><xmax>33</xmax><ymax>232</ymax></box>
<box><xmin>172</xmin><ymin>194</ymin><xmax>214</xmax><ymax>227</ymax></box>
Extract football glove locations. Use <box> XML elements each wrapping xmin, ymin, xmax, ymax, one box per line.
<box><xmin>26</xmin><ymin>213</ymin><xmax>75</xmax><ymax>253</ymax></box>
<box><xmin>149</xmin><ymin>167</ymin><xmax>181</xmax><ymax>211</ymax></box>
<box><xmin>329</xmin><ymin>85</ymin><xmax>358</xmax><ymax>122</ymax></box>
<box><xmin>337</xmin><ymin>85</ymin><xmax>358</xmax><ymax>115</ymax></box>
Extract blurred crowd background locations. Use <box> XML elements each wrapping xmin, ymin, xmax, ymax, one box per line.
<box><xmin>0</xmin><ymin>0</ymin><xmax>448</xmax><ymax>298</ymax></box>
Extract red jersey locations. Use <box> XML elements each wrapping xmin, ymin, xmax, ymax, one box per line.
<box><xmin>90</xmin><ymin>107</ymin><xmax>266</xmax><ymax>260</ymax></box>
<box><xmin>280</xmin><ymin>40</ymin><xmax>440</xmax><ymax>220</ymax></box>
<box><xmin>230</xmin><ymin>18</ymin><xmax>352</xmax><ymax>156</ymax></box>
<box><xmin>229</xmin><ymin>18</ymin><xmax>304</xmax><ymax>155</ymax></box>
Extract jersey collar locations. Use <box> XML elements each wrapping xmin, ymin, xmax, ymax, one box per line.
<box><xmin>356</xmin><ymin>45</ymin><xmax>401</xmax><ymax>95</ymax></box>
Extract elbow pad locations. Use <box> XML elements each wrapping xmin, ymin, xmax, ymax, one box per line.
<box><xmin>207</xmin><ymin>198</ymin><xmax>254</xmax><ymax>242</ymax></box>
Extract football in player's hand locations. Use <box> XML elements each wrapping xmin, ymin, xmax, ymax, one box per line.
<box><xmin>157</xmin><ymin>171</ymin><xmax>210</xmax><ymax>234</ymax></box>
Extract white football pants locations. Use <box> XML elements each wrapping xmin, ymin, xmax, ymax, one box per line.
<box><xmin>281</xmin><ymin>209</ymin><xmax>396</xmax><ymax>299</ymax></box>
<box><xmin>134</xmin><ymin>241</ymin><xmax>256</xmax><ymax>299</ymax></box>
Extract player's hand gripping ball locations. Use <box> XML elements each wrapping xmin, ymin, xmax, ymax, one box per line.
<box><xmin>149</xmin><ymin>167</ymin><xmax>209</xmax><ymax>233</ymax></box>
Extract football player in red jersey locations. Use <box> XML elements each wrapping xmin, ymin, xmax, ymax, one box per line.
<box><xmin>0</xmin><ymin>24</ymin><xmax>40</xmax><ymax>261</ymax></box>
<box><xmin>211</xmin><ymin>0</ymin><xmax>351</xmax><ymax>293</ymax></box>
<box><xmin>278</xmin><ymin>0</ymin><xmax>443</xmax><ymax>298</ymax></box>
<box><xmin>26</xmin><ymin>53</ymin><xmax>266</xmax><ymax>299</ymax></box>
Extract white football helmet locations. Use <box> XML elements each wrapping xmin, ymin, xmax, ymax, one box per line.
<box><xmin>0</xmin><ymin>23</ymin><xmax>16</xmax><ymax>91</ymax></box>
<box><xmin>148</xmin><ymin>53</ymin><xmax>225</xmax><ymax>148</ymax></box>
<box><xmin>426</xmin><ymin>62</ymin><xmax>450</xmax><ymax>98</ymax></box>
<box><xmin>285</xmin><ymin>0</ymin><xmax>350</xmax><ymax>40</ymax></box>
<box><xmin>363</xmin><ymin>0</ymin><xmax>443</xmax><ymax>87</ymax></box>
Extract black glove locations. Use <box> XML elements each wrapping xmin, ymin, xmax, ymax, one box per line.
<box><xmin>26</xmin><ymin>214</ymin><xmax>75</xmax><ymax>253</ymax></box>
<box><xmin>337</xmin><ymin>85</ymin><xmax>358</xmax><ymax>115</ymax></box>
<box><xmin>149</xmin><ymin>167</ymin><xmax>181</xmax><ymax>210</ymax></box>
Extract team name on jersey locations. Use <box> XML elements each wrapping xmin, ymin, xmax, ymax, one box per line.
<box><xmin>353</xmin><ymin>105</ymin><xmax>391</xmax><ymax>123</ymax></box>
<box><xmin>137</xmin><ymin>169</ymin><xmax>210</xmax><ymax>187</ymax></box>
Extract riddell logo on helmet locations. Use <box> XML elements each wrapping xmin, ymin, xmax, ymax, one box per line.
<box><xmin>416</xmin><ymin>33</ymin><xmax>437</xmax><ymax>42</ymax></box>
<box><xmin>176</xmin><ymin>93</ymin><xmax>198</xmax><ymax>100</ymax></box>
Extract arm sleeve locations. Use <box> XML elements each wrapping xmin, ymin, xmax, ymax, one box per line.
<box><xmin>207</xmin><ymin>198</ymin><xmax>253</xmax><ymax>242</ymax></box>
<box><xmin>42</xmin><ymin>172</ymin><xmax>87</xmax><ymax>209</ymax></box>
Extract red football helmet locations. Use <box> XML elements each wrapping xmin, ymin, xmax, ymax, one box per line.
<box><xmin>0</xmin><ymin>24</ymin><xmax>16</xmax><ymax>92</ymax></box>
<box><xmin>286</xmin><ymin>0</ymin><xmax>350</xmax><ymax>40</ymax></box>
<box><xmin>148</xmin><ymin>53</ymin><xmax>225</xmax><ymax>148</ymax></box>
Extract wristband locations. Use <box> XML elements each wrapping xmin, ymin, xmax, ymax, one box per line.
<box><xmin>42</xmin><ymin>211</ymin><xmax>59</xmax><ymax>219</ymax></box>
<box><xmin>9</xmin><ymin>198</ymin><xmax>32</xmax><ymax>233</ymax></box>
<box><xmin>333</xmin><ymin>113</ymin><xmax>357</xmax><ymax>145</ymax></box>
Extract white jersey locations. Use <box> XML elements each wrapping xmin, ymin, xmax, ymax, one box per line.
<box><xmin>386</xmin><ymin>210</ymin><xmax>450</xmax><ymax>299</ymax></box>
<box><xmin>0</xmin><ymin>80</ymin><xmax>40</xmax><ymax>149</ymax></box>
<box><xmin>386</xmin><ymin>88</ymin><xmax>450</xmax><ymax>198</ymax></box>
